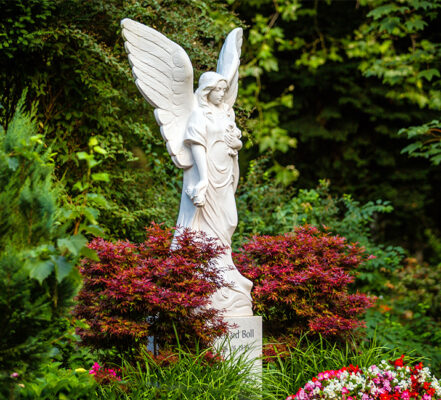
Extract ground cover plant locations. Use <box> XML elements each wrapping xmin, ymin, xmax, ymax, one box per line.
<box><xmin>8</xmin><ymin>362</ymin><xmax>97</xmax><ymax>400</ymax></box>
<box><xmin>288</xmin><ymin>355</ymin><xmax>441</xmax><ymax>400</ymax></box>
<box><xmin>97</xmin><ymin>346</ymin><xmax>260</xmax><ymax>400</ymax></box>
<box><xmin>67</xmin><ymin>336</ymin><xmax>400</xmax><ymax>400</ymax></box>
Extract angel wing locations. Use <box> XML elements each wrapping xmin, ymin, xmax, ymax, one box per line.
<box><xmin>217</xmin><ymin>28</ymin><xmax>243</xmax><ymax>109</ymax></box>
<box><xmin>121</xmin><ymin>18</ymin><xmax>195</xmax><ymax>169</ymax></box>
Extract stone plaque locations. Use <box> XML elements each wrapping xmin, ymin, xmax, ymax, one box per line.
<box><xmin>215</xmin><ymin>316</ymin><xmax>262</xmax><ymax>374</ymax></box>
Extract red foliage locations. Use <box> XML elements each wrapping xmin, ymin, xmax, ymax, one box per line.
<box><xmin>234</xmin><ymin>225</ymin><xmax>375</xmax><ymax>340</ymax></box>
<box><xmin>73</xmin><ymin>224</ymin><xmax>229</xmax><ymax>355</ymax></box>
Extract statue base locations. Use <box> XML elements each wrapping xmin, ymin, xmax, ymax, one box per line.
<box><xmin>215</xmin><ymin>316</ymin><xmax>262</xmax><ymax>376</ymax></box>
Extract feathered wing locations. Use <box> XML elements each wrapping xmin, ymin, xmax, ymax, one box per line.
<box><xmin>121</xmin><ymin>18</ymin><xmax>194</xmax><ymax>169</ymax></box>
<box><xmin>216</xmin><ymin>28</ymin><xmax>243</xmax><ymax>109</ymax></box>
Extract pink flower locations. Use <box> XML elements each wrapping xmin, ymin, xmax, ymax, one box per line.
<box><xmin>89</xmin><ymin>362</ymin><xmax>101</xmax><ymax>375</ymax></box>
<box><xmin>342</xmin><ymin>387</ymin><xmax>349</xmax><ymax>395</ymax></box>
<box><xmin>10</xmin><ymin>372</ymin><xmax>19</xmax><ymax>378</ymax></box>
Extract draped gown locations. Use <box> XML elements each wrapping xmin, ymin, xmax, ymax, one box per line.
<box><xmin>176</xmin><ymin>104</ymin><xmax>253</xmax><ymax>317</ymax></box>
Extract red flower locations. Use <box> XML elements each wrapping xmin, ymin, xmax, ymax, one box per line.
<box><xmin>348</xmin><ymin>364</ymin><xmax>361</xmax><ymax>374</ymax></box>
<box><xmin>392</xmin><ymin>354</ymin><xmax>405</xmax><ymax>367</ymax></box>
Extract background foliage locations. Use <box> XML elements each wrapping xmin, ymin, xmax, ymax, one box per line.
<box><xmin>1</xmin><ymin>0</ymin><xmax>439</xmax><ymax>256</ymax></box>
<box><xmin>0</xmin><ymin>102</ymin><xmax>87</xmax><ymax>394</ymax></box>
<box><xmin>235</xmin><ymin>0</ymin><xmax>441</xmax><ymax>258</ymax></box>
<box><xmin>1</xmin><ymin>0</ymin><xmax>441</xmax><ymax>394</ymax></box>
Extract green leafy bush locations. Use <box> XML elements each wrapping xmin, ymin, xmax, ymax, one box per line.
<box><xmin>236</xmin><ymin>161</ymin><xmax>405</xmax><ymax>294</ymax></box>
<box><xmin>0</xmin><ymin>101</ymin><xmax>88</xmax><ymax>393</ymax></box>
<box><xmin>365</xmin><ymin>258</ymin><xmax>441</xmax><ymax>372</ymax></box>
<box><xmin>10</xmin><ymin>362</ymin><xmax>97</xmax><ymax>400</ymax></box>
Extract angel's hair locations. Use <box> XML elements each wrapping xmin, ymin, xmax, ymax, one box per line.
<box><xmin>196</xmin><ymin>72</ymin><xmax>229</xmax><ymax>114</ymax></box>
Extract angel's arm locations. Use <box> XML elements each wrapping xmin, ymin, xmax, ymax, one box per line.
<box><xmin>190</xmin><ymin>145</ymin><xmax>208</xmax><ymax>207</ymax></box>
<box><xmin>184</xmin><ymin>110</ymin><xmax>208</xmax><ymax>207</ymax></box>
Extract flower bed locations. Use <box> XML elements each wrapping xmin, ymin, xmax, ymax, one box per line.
<box><xmin>288</xmin><ymin>356</ymin><xmax>441</xmax><ymax>400</ymax></box>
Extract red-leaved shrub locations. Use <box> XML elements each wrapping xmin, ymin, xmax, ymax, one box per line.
<box><xmin>234</xmin><ymin>225</ymin><xmax>375</xmax><ymax>342</ymax></box>
<box><xmin>73</xmin><ymin>224</ymin><xmax>228</xmax><ymax>356</ymax></box>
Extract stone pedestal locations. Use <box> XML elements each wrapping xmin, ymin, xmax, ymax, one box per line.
<box><xmin>215</xmin><ymin>316</ymin><xmax>262</xmax><ymax>375</ymax></box>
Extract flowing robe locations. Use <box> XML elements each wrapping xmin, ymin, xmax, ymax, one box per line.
<box><xmin>176</xmin><ymin>105</ymin><xmax>253</xmax><ymax>317</ymax></box>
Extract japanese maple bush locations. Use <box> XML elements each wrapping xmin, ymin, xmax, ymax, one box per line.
<box><xmin>234</xmin><ymin>225</ymin><xmax>375</xmax><ymax>342</ymax></box>
<box><xmin>73</xmin><ymin>224</ymin><xmax>228</xmax><ymax>356</ymax></box>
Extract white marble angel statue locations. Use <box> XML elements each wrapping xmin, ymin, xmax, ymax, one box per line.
<box><xmin>121</xmin><ymin>19</ymin><xmax>253</xmax><ymax>317</ymax></box>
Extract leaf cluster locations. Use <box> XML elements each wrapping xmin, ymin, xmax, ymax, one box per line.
<box><xmin>234</xmin><ymin>0</ymin><xmax>441</xmax><ymax>256</ymax></box>
<box><xmin>236</xmin><ymin>160</ymin><xmax>406</xmax><ymax>294</ymax></box>
<box><xmin>0</xmin><ymin>0</ymin><xmax>242</xmax><ymax>243</ymax></box>
<box><xmin>235</xmin><ymin>225</ymin><xmax>375</xmax><ymax>342</ymax></box>
<box><xmin>73</xmin><ymin>224</ymin><xmax>229</xmax><ymax>358</ymax></box>
<box><xmin>0</xmin><ymin>100</ymin><xmax>88</xmax><ymax>392</ymax></box>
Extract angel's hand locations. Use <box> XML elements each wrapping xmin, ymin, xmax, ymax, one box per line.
<box><xmin>224</xmin><ymin>132</ymin><xmax>233</xmax><ymax>147</ymax></box>
<box><xmin>192</xmin><ymin>193</ymin><xmax>206</xmax><ymax>207</ymax></box>
<box><xmin>225</xmin><ymin>132</ymin><xmax>243</xmax><ymax>151</ymax></box>
<box><xmin>186</xmin><ymin>180</ymin><xmax>208</xmax><ymax>207</ymax></box>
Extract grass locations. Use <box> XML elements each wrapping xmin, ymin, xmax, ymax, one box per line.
<box><xmin>98</xmin><ymin>335</ymin><xmax>403</xmax><ymax>400</ymax></box>
<box><xmin>99</xmin><ymin>345</ymin><xmax>261</xmax><ymax>400</ymax></box>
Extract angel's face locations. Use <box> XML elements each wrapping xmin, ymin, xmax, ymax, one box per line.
<box><xmin>208</xmin><ymin>81</ymin><xmax>227</xmax><ymax>106</ymax></box>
